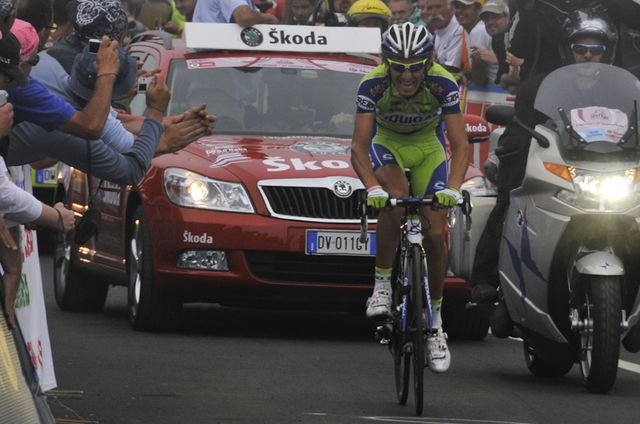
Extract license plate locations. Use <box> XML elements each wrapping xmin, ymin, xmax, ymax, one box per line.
<box><xmin>306</xmin><ymin>230</ymin><xmax>376</xmax><ymax>256</ymax></box>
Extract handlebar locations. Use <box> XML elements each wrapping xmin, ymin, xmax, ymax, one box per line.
<box><xmin>358</xmin><ymin>190</ymin><xmax>473</xmax><ymax>243</ymax></box>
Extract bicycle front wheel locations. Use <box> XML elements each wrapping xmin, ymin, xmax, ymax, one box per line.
<box><xmin>410</xmin><ymin>245</ymin><xmax>426</xmax><ymax>416</ymax></box>
<box><xmin>391</xmin><ymin>247</ymin><xmax>410</xmax><ymax>405</ymax></box>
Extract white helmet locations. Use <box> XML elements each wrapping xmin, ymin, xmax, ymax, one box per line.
<box><xmin>381</xmin><ymin>22</ymin><xmax>434</xmax><ymax>60</ymax></box>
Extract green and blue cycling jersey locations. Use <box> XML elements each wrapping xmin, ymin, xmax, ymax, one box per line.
<box><xmin>355</xmin><ymin>62</ymin><xmax>461</xmax><ymax>196</ymax></box>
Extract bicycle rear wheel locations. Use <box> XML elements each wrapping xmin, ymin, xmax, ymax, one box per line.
<box><xmin>410</xmin><ymin>245</ymin><xmax>425</xmax><ymax>416</ymax></box>
<box><xmin>391</xmin><ymin>248</ymin><xmax>410</xmax><ymax>405</ymax></box>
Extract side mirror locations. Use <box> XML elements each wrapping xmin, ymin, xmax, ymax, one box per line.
<box><xmin>463</xmin><ymin>113</ymin><xmax>490</xmax><ymax>144</ymax></box>
<box><xmin>484</xmin><ymin>105</ymin><xmax>550</xmax><ymax>148</ymax></box>
<box><xmin>485</xmin><ymin>105</ymin><xmax>516</xmax><ymax>126</ymax></box>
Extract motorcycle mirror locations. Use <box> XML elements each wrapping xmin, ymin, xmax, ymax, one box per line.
<box><xmin>485</xmin><ymin>106</ymin><xmax>550</xmax><ymax>148</ymax></box>
<box><xmin>485</xmin><ymin>105</ymin><xmax>516</xmax><ymax>126</ymax></box>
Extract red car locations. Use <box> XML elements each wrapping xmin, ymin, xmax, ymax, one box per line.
<box><xmin>53</xmin><ymin>25</ymin><xmax>492</xmax><ymax>337</ymax></box>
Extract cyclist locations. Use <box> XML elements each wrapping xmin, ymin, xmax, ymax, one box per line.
<box><xmin>346</xmin><ymin>0</ymin><xmax>392</xmax><ymax>32</ymax></box>
<box><xmin>351</xmin><ymin>22</ymin><xmax>469</xmax><ymax>373</ymax></box>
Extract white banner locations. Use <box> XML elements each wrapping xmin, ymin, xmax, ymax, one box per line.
<box><xmin>9</xmin><ymin>165</ymin><xmax>57</xmax><ymax>391</ymax></box>
<box><xmin>184</xmin><ymin>23</ymin><xmax>381</xmax><ymax>54</ymax></box>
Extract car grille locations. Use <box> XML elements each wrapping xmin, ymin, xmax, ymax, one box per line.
<box><xmin>261</xmin><ymin>186</ymin><xmax>378</xmax><ymax>221</ymax></box>
<box><xmin>245</xmin><ymin>251</ymin><xmax>374</xmax><ymax>285</ymax></box>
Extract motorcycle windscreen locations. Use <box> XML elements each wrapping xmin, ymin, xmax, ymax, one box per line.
<box><xmin>534</xmin><ymin>63</ymin><xmax>640</xmax><ymax>157</ymax></box>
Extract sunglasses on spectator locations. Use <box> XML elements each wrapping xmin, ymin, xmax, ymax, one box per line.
<box><xmin>571</xmin><ymin>43</ymin><xmax>606</xmax><ymax>56</ymax></box>
<box><xmin>387</xmin><ymin>57</ymin><xmax>431</xmax><ymax>73</ymax></box>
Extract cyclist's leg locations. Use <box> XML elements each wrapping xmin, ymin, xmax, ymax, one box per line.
<box><xmin>366</xmin><ymin>129</ymin><xmax>409</xmax><ymax>319</ymax></box>
<box><xmin>404</xmin><ymin>126</ymin><xmax>451</xmax><ymax>372</ymax></box>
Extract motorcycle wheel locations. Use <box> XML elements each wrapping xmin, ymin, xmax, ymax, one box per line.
<box><xmin>578</xmin><ymin>276</ymin><xmax>621</xmax><ymax>394</ymax></box>
<box><xmin>523</xmin><ymin>341</ymin><xmax>573</xmax><ymax>378</ymax></box>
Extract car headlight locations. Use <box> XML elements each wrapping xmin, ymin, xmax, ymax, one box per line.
<box><xmin>163</xmin><ymin>168</ymin><xmax>254</xmax><ymax>213</ymax></box>
<box><xmin>460</xmin><ymin>176</ymin><xmax>496</xmax><ymax>196</ymax></box>
<box><xmin>552</xmin><ymin>165</ymin><xmax>639</xmax><ymax>212</ymax></box>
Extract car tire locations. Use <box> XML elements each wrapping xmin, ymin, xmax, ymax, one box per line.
<box><xmin>443</xmin><ymin>297</ymin><xmax>490</xmax><ymax>341</ymax></box>
<box><xmin>127</xmin><ymin>205</ymin><xmax>182</xmax><ymax>332</ymax></box>
<box><xmin>53</xmin><ymin>232</ymin><xmax>109</xmax><ymax>312</ymax></box>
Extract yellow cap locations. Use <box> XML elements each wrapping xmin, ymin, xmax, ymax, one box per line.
<box><xmin>347</xmin><ymin>0</ymin><xmax>392</xmax><ymax>26</ymax></box>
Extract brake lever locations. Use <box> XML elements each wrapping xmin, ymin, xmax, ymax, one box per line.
<box><xmin>461</xmin><ymin>190</ymin><xmax>472</xmax><ymax>232</ymax></box>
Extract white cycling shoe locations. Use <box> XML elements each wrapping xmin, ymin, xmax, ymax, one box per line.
<box><xmin>426</xmin><ymin>328</ymin><xmax>451</xmax><ymax>373</ymax></box>
<box><xmin>366</xmin><ymin>290</ymin><xmax>391</xmax><ymax>319</ymax></box>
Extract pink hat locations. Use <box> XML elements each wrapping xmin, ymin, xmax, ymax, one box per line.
<box><xmin>10</xmin><ymin>19</ymin><xmax>39</xmax><ymax>61</ymax></box>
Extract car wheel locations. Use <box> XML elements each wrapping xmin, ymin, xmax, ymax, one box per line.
<box><xmin>53</xmin><ymin>232</ymin><xmax>109</xmax><ymax>312</ymax></box>
<box><xmin>127</xmin><ymin>205</ymin><xmax>182</xmax><ymax>331</ymax></box>
<box><xmin>443</xmin><ymin>298</ymin><xmax>490</xmax><ymax>341</ymax></box>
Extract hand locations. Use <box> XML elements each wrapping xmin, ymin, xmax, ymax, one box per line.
<box><xmin>0</xmin><ymin>214</ymin><xmax>17</xmax><ymax>250</ymax></box>
<box><xmin>145</xmin><ymin>76</ymin><xmax>171</xmax><ymax>114</ymax></box>
<box><xmin>53</xmin><ymin>203</ymin><xmax>76</xmax><ymax>232</ymax></box>
<box><xmin>506</xmin><ymin>51</ymin><xmax>524</xmax><ymax>67</ymax></box>
<box><xmin>157</xmin><ymin>115</ymin><xmax>215</xmax><ymax>154</ymax></box>
<box><xmin>0</xmin><ymin>103</ymin><xmax>13</xmax><ymax>138</ymax></box>
<box><xmin>471</xmin><ymin>47</ymin><xmax>497</xmax><ymax>65</ymax></box>
<box><xmin>367</xmin><ymin>185</ymin><xmax>389</xmax><ymax>209</ymax></box>
<box><xmin>0</xmin><ymin>225</ymin><xmax>21</xmax><ymax>329</ymax></box>
<box><xmin>163</xmin><ymin>21</ymin><xmax>182</xmax><ymax>35</ymax></box>
<box><xmin>265</xmin><ymin>13</ymin><xmax>279</xmax><ymax>24</ymax></box>
<box><xmin>95</xmin><ymin>36</ymin><xmax>120</xmax><ymax>75</ymax></box>
<box><xmin>434</xmin><ymin>187</ymin><xmax>462</xmax><ymax>208</ymax></box>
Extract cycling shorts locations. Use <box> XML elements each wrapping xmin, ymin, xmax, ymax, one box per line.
<box><xmin>369</xmin><ymin>122</ymin><xmax>448</xmax><ymax>197</ymax></box>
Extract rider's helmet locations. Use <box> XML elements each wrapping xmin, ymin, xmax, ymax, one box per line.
<box><xmin>347</xmin><ymin>0</ymin><xmax>392</xmax><ymax>31</ymax></box>
<box><xmin>561</xmin><ymin>8</ymin><xmax>618</xmax><ymax>65</ymax></box>
<box><xmin>381</xmin><ymin>22</ymin><xmax>435</xmax><ymax>61</ymax></box>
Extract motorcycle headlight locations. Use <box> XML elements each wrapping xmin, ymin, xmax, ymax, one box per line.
<box><xmin>553</xmin><ymin>165</ymin><xmax>639</xmax><ymax>212</ymax></box>
<box><xmin>163</xmin><ymin>168</ymin><xmax>254</xmax><ymax>213</ymax></box>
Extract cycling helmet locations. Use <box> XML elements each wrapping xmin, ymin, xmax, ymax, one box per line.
<box><xmin>381</xmin><ymin>22</ymin><xmax>435</xmax><ymax>60</ymax></box>
<box><xmin>347</xmin><ymin>0</ymin><xmax>391</xmax><ymax>31</ymax></box>
<box><xmin>561</xmin><ymin>9</ymin><xmax>618</xmax><ymax>64</ymax></box>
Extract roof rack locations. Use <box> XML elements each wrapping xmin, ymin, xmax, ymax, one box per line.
<box><xmin>129</xmin><ymin>30</ymin><xmax>174</xmax><ymax>50</ymax></box>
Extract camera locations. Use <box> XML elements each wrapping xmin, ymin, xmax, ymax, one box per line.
<box><xmin>137</xmin><ymin>77</ymin><xmax>152</xmax><ymax>93</ymax></box>
<box><xmin>0</xmin><ymin>90</ymin><xmax>8</xmax><ymax>106</ymax></box>
<box><xmin>88</xmin><ymin>38</ymin><xmax>101</xmax><ymax>54</ymax></box>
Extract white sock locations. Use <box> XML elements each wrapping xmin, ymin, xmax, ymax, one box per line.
<box><xmin>431</xmin><ymin>297</ymin><xmax>443</xmax><ymax>330</ymax></box>
<box><xmin>373</xmin><ymin>267</ymin><xmax>391</xmax><ymax>294</ymax></box>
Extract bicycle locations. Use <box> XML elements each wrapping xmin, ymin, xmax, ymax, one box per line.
<box><xmin>359</xmin><ymin>191</ymin><xmax>471</xmax><ymax>416</ymax></box>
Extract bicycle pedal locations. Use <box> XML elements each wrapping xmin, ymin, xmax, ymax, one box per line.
<box><xmin>374</xmin><ymin>323</ymin><xmax>393</xmax><ymax>343</ymax></box>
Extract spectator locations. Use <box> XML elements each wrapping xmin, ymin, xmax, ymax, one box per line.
<box><xmin>424</xmin><ymin>0</ymin><xmax>462</xmax><ymax>73</ymax></box>
<box><xmin>0</xmin><ymin>0</ymin><xmax>16</xmax><ymax>34</ymax></box>
<box><xmin>50</xmin><ymin>0</ymin><xmax>74</xmax><ymax>43</ymax></box>
<box><xmin>193</xmin><ymin>0</ymin><xmax>279</xmax><ymax>25</ymax></box>
<box><xmin>478</xmin><ymin>0</ymin><xmax>509</xmax><ymax>84</ymax></box>
<box><xmin>0</xmin><ymin>29</ymin><xmax>75</xmax><ymax>329</ymax></box>
<box><xmin>388</xmin><ymin>0</ymin><xmax>413</xmax><ymax>24</ymax></box>
<box><xmin>451</xmin><ymin>0</ymin><xmax>497</xmax><ymax>85</ymax></box>
<box><xmin>284</xmin><ymin>0</ymin><xmax>314</xmax><ymax>24</ymax></box>
<box><xmin>175</xmin><ymin>0</ymin><xmax>196</xmax><ymax>22</ymax></box>
<box><xmin>8</xmin><ymin>42</ymin><xmax>213</xmax><ymax>181</ymax></box>
<box><xmin>17</xmin><ymin>0</ymin><xmax>53</xmax><ymax>48</ymax></box>
<box><xmin>346</xmin><ymin>0</ymin><xmax>391</xmax><ymax>31</ymax></box>
<box><xmin>333</xmin><ymin>0</ymin><xmax>355</xmax><ymax>14</ymax></box>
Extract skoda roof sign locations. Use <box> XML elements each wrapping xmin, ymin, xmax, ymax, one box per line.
<box><xmin>184</xmin><ymin>23</ymin><xmax>381</xmax><ymax>54</ymax></box>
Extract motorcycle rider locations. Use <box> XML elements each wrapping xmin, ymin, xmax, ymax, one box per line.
<box><xmin>351</xmin><ymin>22</ymin><xmax>469</xmax><ymax>372</ymax></box>
<box><xmin>470</xmin><ymin>8</ymin><xmax>619</xmax><ymax>305</ymax></box>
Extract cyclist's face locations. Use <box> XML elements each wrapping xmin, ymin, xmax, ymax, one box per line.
<box><xmin>388</xmin><ymin>58</ymin><xmax>429</xmax><ymax>97</ymax></box>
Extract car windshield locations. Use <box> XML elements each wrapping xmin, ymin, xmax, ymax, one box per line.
<box><xmin>534</xmin><ymin>63</ymin><xmax>640</xmax><ymax>160</ymax></box>
<box><xmin>167</xmin><ymin>56</ymin><xmax>372</xmax><ymax>137</ymax></box>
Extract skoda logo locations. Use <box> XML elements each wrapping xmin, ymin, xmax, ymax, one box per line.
<box><xmin>240</xmin><ymin>27</ymin><xmax>263</xmax><ymax>47</ymax></box>
<box><xmin>333</xmin><ymin>180</ymin><xmax>352</xmax><ymax>198</ymax></box>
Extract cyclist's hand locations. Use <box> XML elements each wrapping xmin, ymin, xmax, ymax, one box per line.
<box><xmin>367</xmin><ymin>185</ymin><xmax>389</xmax><ymax>209</ymax></box>
<box><xmin>434</xmin><ymin>187</ymin><xmax>462</xmax><ymax>208</ymax></box>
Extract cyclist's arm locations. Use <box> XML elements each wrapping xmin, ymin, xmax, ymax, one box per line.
<box><xmin>443</xmin><ymin>112</ymin><xmax>469</xmax><ymax>190</ymax></box>
<box><xmin>350</xmin><ymin>112</ymin><xmax>379</xmax><ymax>190</ymax></box>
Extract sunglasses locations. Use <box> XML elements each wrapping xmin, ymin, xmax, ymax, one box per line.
<box><xmin>387</xmin><ymin>57</ymin><xmax>430</xmax><ymax>73</ymax></box>
<box><xmin>571</xmin><ymin>43</ymin><xmax>606</xmax><ymax>56</ymax></box>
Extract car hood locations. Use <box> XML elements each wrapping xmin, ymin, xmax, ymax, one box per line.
<box><xmin>184</xmin><ymin>135</ymin><xmax>357</xmax><ymax>181</ymax></box>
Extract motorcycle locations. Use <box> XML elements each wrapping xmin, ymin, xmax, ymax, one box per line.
<box><xmin>484</xmin><ymin>63</ymin><xmax>640</xmax><ymax>394</ymax></box>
